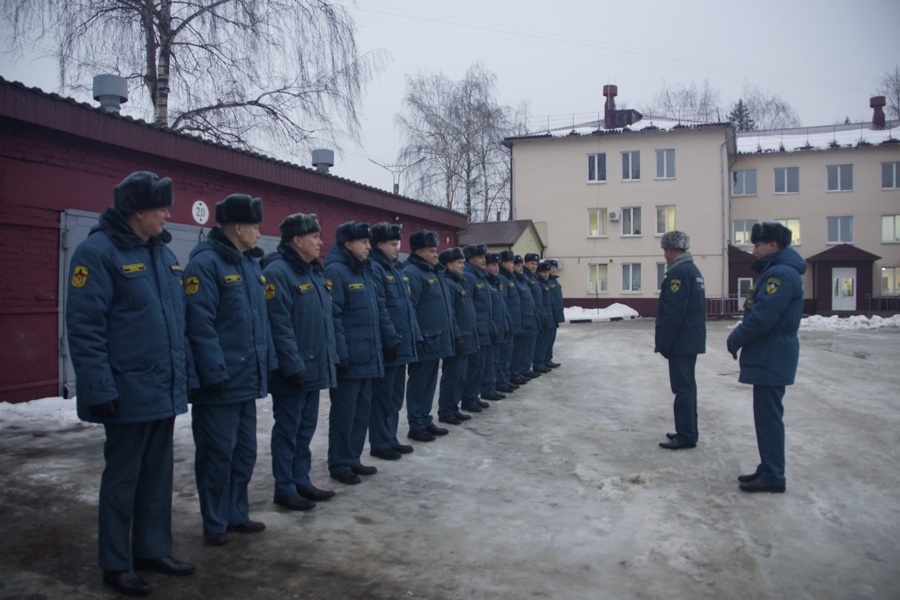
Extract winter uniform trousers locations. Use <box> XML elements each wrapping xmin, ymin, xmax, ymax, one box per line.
<box><xmin>668</xmin><ymin>354</ymin><xmax>699</xmax><ymax>444</ymax></box>
<box><xmin>438</xmin><ymin>354</ymin><xmax>469</xmax><ymax>418</ymax></box>
<box><xmin>753</xmin><ymin>385</ymin><xmax>786</xmax><ymax>486</ymax></box>
<box><xmin>328</xmin><ymin>379</ymin><xmax>373</xmax><ymax>475</ymax></box>
<box><xmin>463</xmin><ymin>347</ymin><xmax>489</xmax><ymax>407</ymax></box>
<box><xmin>512</xmin><ymin>334</ymin><xmax>536</xmax><ymax>377</ymax></box>
<box><xmin>191</xmin><ymin>400</ymin><xmax>257</xmax><ymax>535</ymax></box>
<box><xmin>370</xmin><ymin>365</ymin><xmax>408</xmax><ymax>452</ymax></box>
<box><xmin>407</xmin><ymin>360</ymin><xmax>440</xmax><ymax>430</ymax></box>
<box><xmin>99</xmin><ymin>419</ymin><xmax>175</xmax><ymax>570</ymax></box>
<box><xmin>481</xmin><ymin>343</ymin><xmax>501</xmax><ymax>395</ymax></box>
<box><xmin>271</xmin><ymin>389</ymin><xmax>320</xmax><ymax>496</ymax></box>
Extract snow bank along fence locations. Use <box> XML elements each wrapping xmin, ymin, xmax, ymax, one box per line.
<box><xmin>866</xmin><ymin>293</ymin><xmax>900</xmax><ymax>316</ymax></box>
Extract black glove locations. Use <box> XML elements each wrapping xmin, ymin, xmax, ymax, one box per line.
<box><xmin>454</xmin><ymin>338</ymin><xmax>465</xmax><ymax>357</ymax></box>
<box><xmin>89</xmin><ymin>400</ymin><xmax>118</xmax><ymax>419</ymax></box>
<box><xmin>336</xmin><ymin>359</ymin><xmax>350</xmax><ymax>374</ymax></box>
<box><xmin>655</xmin><ymin>347</ymin><xmax>670</xmax><ymax>360</ymax></box>
<box><xmin>383</xmin><ymin>344</ymin><xmax>399</xmax><ymax>363</ymax></box>
<box><xmin>206</xmin><ymin>380</ymin><xmax>227</xmax><ymax>394</ymax></box>
<box><xmin>285</xmin><ymin>371</ymin><xmax>305</xmax><ymax>390</ymax></box>
<box><xmin>726</xmin><ymin>334</ymin><xmax>739</xmax><ymax>360</ymax></box>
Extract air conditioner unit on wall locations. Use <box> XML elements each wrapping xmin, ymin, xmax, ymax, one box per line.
<box><xmin>609</xmin><ymin>211</ymin><xmax>620</xmax><ymax>221</ymax></box>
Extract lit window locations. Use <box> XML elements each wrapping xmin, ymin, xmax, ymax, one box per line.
<box><xmin>774</xmin><ymin>167</ymin><xmax>800</xmax><ymax>194</ymax></box>
<box><xmin>622</xmin><ymin>151</ymin><xmax>640</xmax><ymax>181</ymax></box>
<box><xmin>587</xmin><ymin>153</ymin><xmax>607</xmax><ymax>183</ymax></box>
<box><xmin>774</xmin><ymin>218</ymin><xmax>801</xmax><ymax>245</ymax></box>
<box><xmin>588</xmin><ymin>264</ymin><xmax>608</xmax><ymax>293</ymax></box>
<box><xmin>588</xmin><ymin>208</ymin><xmax>608</xmax><ymax>237</ymax></box>
<box><xmin>656</xmin><ymin>205</ymin><xmax>675</xmax><ymax>235</ymax></box>
<box><xmin>882</xmin><ymin>267</ymin><xmax>900</xmax><ymax>295</ymax></box>
<box><xmin>882</xmin><ymin>162</ymin><xmax>900</xmax><ymax>189</ymax></box>
<box><xmin>883</xmin><ymin>215</ymin><xmax>900</xmax><ymax>242</ymax></box>
<box><xmin>622</xmin><ymin>206</ymin><xmax>642</xmax><ymax>236</ymax></box>
<box><xmin>733</xmin><ymin>219</ymin><xmax>757</xmax><ymax>246</ymax></box>
<box><xmin>656</xmin><ymin>149</ymin><xmax>675</xmax><ymax>179</ymax></box>
<box><xmin>827</xmin><ymin>216</ymin><xmax>853</xmax><ymax>243</ymax></box>
<box><xmin>732</xmin><ymin>170</ymin><xmax>757</xmax><ymax>196</ymax></box>
<box><xmin>622</xmin><ymin>263</ymin><xmax>641</xmax><ymax>292</ymax></box>
<box><xmin>827</xmin><ymin>164</ymin><xmax>853</xmax><ymax>191</ymax></box>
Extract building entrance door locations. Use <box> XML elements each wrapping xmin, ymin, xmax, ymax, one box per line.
<box><xmin>831</xmin><ymin>267</ymin><xmax>857</xmax><ymax>311</ymax></box>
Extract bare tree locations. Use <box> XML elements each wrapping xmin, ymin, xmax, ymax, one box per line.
<box><xmin>877</xmin><ymin>66</ymin><xmax>900</xmax><ymax>120</ymax></box>
<box><xmin>1</xmin><ymin>0</ymin><xmax>385</xmax><ymax>155</ymax></box>
<box><xmin>395</xmin><ymin>63</ymin><xmax>526</xmax><ymax>221</ymax></box>
<box><xmin>643</xmin><ymin>80</ymin><xmax>721</xmax><ymax>122</ymax></box>
<box><xmin>739</xmin><ymin>84</ymin><xmax>800</xmax><ymax>129</ymax></box>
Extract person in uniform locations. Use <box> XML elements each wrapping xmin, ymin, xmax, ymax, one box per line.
<box><xmin>497</xmin><ymin>250</ymin><xmax>524</xmax><ymax>392</ymax></box>
<box><xmin>369</xmin><ymin>222</ymin><xmax>421</xmax><ymax>459</ymax></box>
<box><xmin>546</xmin><ymin>259</ymin><xmax>565</xmax><ymax>369</ymax></box>
<box><xmin>185</xmin><ymin>193</ymin><xmax>276</xmax><ymax>546</ymax></box>
<box><xmin>325</xmin><ymin>221</ymin><xmax>400</xmax><ymax>484</ymax></box>
<box><xmin>727</xmin><ymin>222</ymin><xmax>805</xmax><ymax>494</ymax></box>
<box><xmin>402</xmin><ymin>230</ymin><xmax>456</xmax><ymax>441</ymax></box>
<box><xmin>523</xmin><ymin>253</ymin><xmax>549</xmax><ymax>377</ymax></box>
<box><xmin>262</xmin><ymin>213</ymin><xmax>338</xmax><ymax>511</ymax></box>
<box><xmin>482</xmin><ymin>252</ymin><xmax>512</xmax><ymax>400</ymax></box>
<box><xmin>534</xmin><ymin>261</ymin><xmax>556</xmax><ymax>372</ymax></box>
<box><xmin>437</xmin><ymin>247</ymin><xmax>477</xmax><ymax>425</ymax></box>
<box><xmin>461</xmin><ymin>243</ymin><xmax>495</xmax><ymax>412</ymax></box>
<box><xmin>67</xmin><ymin>171</ymin><xmax>195</xmax><ymax>596</ymax></box>
<box><xmin>654</xmin><ymin>231</ymin><xmax>706</xmax><ymax>451</ymax></box>
<box><xmin>510</xmin><ymin>255</ymin><xmax>538</xmax><ymax>385</ymax></box>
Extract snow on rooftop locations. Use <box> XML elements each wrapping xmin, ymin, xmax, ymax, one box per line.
<box><xmin>736</xmin><ymin>121</ymin><xmax>900</xmax><ymax>154</ymax></box>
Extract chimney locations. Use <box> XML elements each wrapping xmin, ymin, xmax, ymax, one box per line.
<box><xmin>871</xmin><ymin>96</ymin><xmax>886</xmax><ymax>129</ymax></box>
<box><xmin>92</xmin><ymin>74</ymin><xmax>128</xmax><ymax>114</ymax></box>
<box><xmin>311</xmin><ymin>149</ymin><xmax>335</xmax><ymax>173</ymax></box>
<box><xmin>603</xmin><ymin>84</ymin><xmax>618</xmax><ymax>129</ymax></box>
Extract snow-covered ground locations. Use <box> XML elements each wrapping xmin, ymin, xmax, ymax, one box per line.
<box><xmin>1</xmin><ymin>319</ymin><xmax>898</xmax><ymax>599</ymax></box>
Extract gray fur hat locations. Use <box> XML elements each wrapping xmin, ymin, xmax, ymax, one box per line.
<box><xmin>335</xmin><ymin>221</ymin><xmax>371</xmax><ymax>244</ymax></box>
<box><xmin>216</xmin><ymin>194</ymin><xmax>263</xmax><ymax>224</ymax></box>
<box><xmin>409</xmin><ymin>230</ymin><xmax>439</xmax><ymax>251</ymax></box>
<box><xmin>280</xmin><ymin>213</ymin><xmax>320</xmax><ymax>241</ymax></box>
<box><xmin>537</xmin><ymin>261</ymin><xmax>552</xmax><ymax>273</ymax></box>
<box><xmin>660</xmin><ymin>231</ymin><xmax>691</xmax><ymax>250</ymax></box>
<box><xmin>751</xmin><ymin>221</ymin><xmax>792</xmax><ymax>247</ymax></box>
<box><xmin>372</xmin><ymin>222</ymin><xmax>403</xmax><ymax>243</ymax></box>
<box><xmin>114</xmin><ymin>171</ymin><xmax>174</xmax><ymax>215</ymax></box>
<box><xmin>464</xmin><ymin>244</ymin><xmax>488</xmax><ymax>259</ymax></box>
<box><xmin>524</xmin><ymin>253</ymin><xmax>541</xmax><ymax>263</ymax></box>
<box><xmin>499</xmin><ymin>250</ymin><xmax>516</xmax><ymax>263</ymax></box>
<box><xmin>438</xmin><ymin>247</ymin><xmax>465</xmax><ymax>265</ymax></box>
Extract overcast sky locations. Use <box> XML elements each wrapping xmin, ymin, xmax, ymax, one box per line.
<box><xmin>2</xmin><ymin>0</ymin><xmax>898</xmax><ymax>195</ymax></box>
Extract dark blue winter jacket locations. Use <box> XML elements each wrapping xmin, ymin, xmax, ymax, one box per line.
<box><xmin>403</xmin><ymin>254</ymin><xmax>456</xmax><ymax>361</ymax></box>
<box><xmin>324</xmin><ymin>244</ymin><xmax>399</xmax><ymax>380</ymax></box>
<box><xmin>463</xmin><ymin>261</ymin><xmax>495</xmax><ymax>345</ymax></box>
<box><xmin>442</xmin><ymin>268</ymin><xmax>478</xmax><ymax>355</ymax></box>
<box><xmin>66</xmin><ymin>206</ymin><xmax>190</xmax><ymax>424</ymax></box>
<box><xmin>728</xmin><ymin>247</ymin><xmax>806</xmax><ymax>386</ymax></box>
<box><xmin>538</xmin><ymin>275</ymin><xmax>556</xmax><ymax>328</ymax></box>
<box><xmin>549</xmin><ymin>275</ymin><xmax>566</xmax><ymax>324</ymax></box>
<box><xmin>262</xmin><ymin>244</ymin><xmax>338</xmax><ymax>393</ymax></box>
<box><xmin>499</xmin><ymin>267</ymin><xmax>524</xmax><ymax>335</ymax></box>
<box><xmin>370</xmin><ymin>247</ymin><xmax>421</xmax><ymax>367</ymax></box>
<box><xmin>524</xmin><ymin>269</ymin><xmax>546</xmax><ymax>330</ymax></box>
<box><xmin>655</xmin><ymin>253</ymin><xmax>707</xmax><ymax>357</ymax></box>
<box><xmin>185</xmin><ymin>226</ymin><xmax>277</xmax><ymax>404</ymax></box>
<box><xmin>514</xmin><ymin>271</ymin><xmax>539</xmax><ymax>336</ymax></box>
<box><xmin>488</xmin><ymin>273</ymin><xmax>512</xmax><ymax>342</ymax></box>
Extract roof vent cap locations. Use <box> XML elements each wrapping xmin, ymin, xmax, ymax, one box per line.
<box><xmin>311</xmin><ymin>149</ymin><xmax>335</xmax><ymax>173</ymax></box>
<box><xmin>92</xmin><ymin>74</ymin><xmax>128</xmax><ymax>114</ymax></box>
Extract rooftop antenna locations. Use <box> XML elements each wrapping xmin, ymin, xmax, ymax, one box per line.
<box><xmin>369</xmin><ymin>157</ymin><xmax>425</xmax><ymax>195</ymax></box>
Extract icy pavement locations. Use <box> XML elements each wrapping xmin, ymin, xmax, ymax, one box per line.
<box><xmin>1</xmin><ymin>320</ymin><xmax>898</xmax><ymax>599</ymax></box>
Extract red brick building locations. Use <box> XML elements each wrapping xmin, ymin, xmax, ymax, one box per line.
<box><xmin>0</xmin><ymin>77</ymin><xmax>467</xmax><ymax>403</ymax></box>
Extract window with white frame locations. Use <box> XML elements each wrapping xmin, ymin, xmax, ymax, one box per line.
<box><xmin>656</xmin><ymin>205</ymin><xmax>675</xmax><ymax>235</ymax></box>
<box><xmin>883</xmin><ymin>162</ymin><xmax>900</xmax><ymax>189</ymax></box>
<box><xmin>827</xmin><ymin>216</ymin><xmax>853</xmax><ymax>243</ymax></box>
<box><xmin>621</xmin><ymin>151</ymin><xmax>640</xmax><ymax>181</ymax></box>
<box><xmin>732</xmin><ymin>169</ymin><xmax>757</xmax><ymax>196</ymax></box>
<box><xmin>774</xmin><ymin>167</ymin><xmax>800</xmax><ymax>194</ymax></box>
<box><xmin>882</xmin><ymin>267</ymin><xmax>899</xmax><ymax>295</ymax></box>
<box><xmin>775</xmin><ymin>218</ymin><xmax>801</xmax><ymax>245</ymax></box>
<box><xmin>883</xmin><ymin>215</ymin><xmax>900</xmax><ymax>242</ymax></box>
<box><xmin>622</xmin><ymin>263</ymin><xmax>641</xmax><ymax>292</ymax></box>
<box><xmin>588</xmin><ymin>264</ymin><xmax>608</xmax><ymax>293</ymax></box>
<box><xmin>587</xmin><ymin>153</ymin><xmax>607</xmax><ymax>183</ymax></box>
<box><xmin>733</xmin><ymin>219</ymin><xmax>757</xmax><ymax>246</ymax></box>
<box><xmin>656</xmin><ymin>262</ymin><xmax>666</xmax><ymax>292</ymax></box>
<box><xmin>656</xmin><ymin>149</ymin><xmax>675</xmax><ymax>179</ymax></box>
<box><xmin>621</xmin><ymin>206</ymin><xmax>642</xmax><ymax>235</ymax></box>
<box><xmin>827</xmin><ymin>164</ymin><xmax>853</xmax><ymax>191</ymax></box>
<box><xmin>588</xmin><ymin>208</ymin><xmax>608</xmax><ymax>237</ymax></box>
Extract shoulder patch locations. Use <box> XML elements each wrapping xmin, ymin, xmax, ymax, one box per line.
<box><xmin>426</xmin><ymin>278</ymin><xmax>437</xmax><ymax>285</ymax></box>
<box><xmin>264</xmin><ymin>283</ymin><xmax>276</xmax><ymax>300</ymax></box>
<box><xmin>122</xmin><ymin>263</ymin><xmax>146</xmax><ymax>274</ymax></box>
<box><xmin>224</xmin><ymin>274</ymin><xmax>242</xmax><ymax>283</ymax></box>
<box><xmin>260</xmin><ymin>275</ymin><xmax>266</xmax><ymax>283</ymax></box>
<box><xmin>170</xmin><ymin>265</ymin><xmax>183</xmax><ymax>272</ymax></box>
<box><xmin>71</xmin><ymin>265</ymin><xmax>88</xmax><ymax>288</ymax></box>
<box><xmin>298</xmin><ymin>283</ymin><xmax>313</xmax><ymax>292</ymax></box>
<box><xmin>460</xmin><ymin>290</ymin><xmax>468</xmax><ymax>296</ymax></box>
<box><xmin>669</xmin><ymin>279</ymin><xmax>682</xmax><ymax>293</ymax></box>
<box><xmin>766</xmin><ymin>278</ymin><xmax>781</xmax><ymax>295</ymax></box>
<box><xmin>325</xmin><ymin>279</ymin><xmax>333</xmax><ymax>292</ymax></box>
<box><xmin>185</xmin><ymin>276</ymin><xmax>200</xmax><ymax>295</ymax></box>
<box><xmin>385</xmin><ymin>275</ymin><xmax>396</xmax><ymax>282</ymax></box>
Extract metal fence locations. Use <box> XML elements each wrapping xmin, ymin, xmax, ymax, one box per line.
<box><xmin>866</xmin><ymin>294</ymin><xmax>900</xmax><ymax>314</ymax></box>
<box><xmin>706</xmin><ymin>295</ymin><xmax>744</xmax><ymax>318</ymax></box>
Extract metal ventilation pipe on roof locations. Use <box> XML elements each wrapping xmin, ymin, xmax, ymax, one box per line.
<box><xmin>603</xmin><ymin>84</ymin><xmax>618</xmax><ymax>129</ymax></box>
<box><xmin>311</xmin><ymin>149</ymin><xmax>334</xmax><ymax>173</ymax></box>
<box><xmin>871</xmin><ymin>96</ymin><xmax>886</xmax><ymax>129</ymax></box>
<box><xmin>92</xmin><ymin>74</ymin><xmax>128</xmax><ymax>114</ymax></box>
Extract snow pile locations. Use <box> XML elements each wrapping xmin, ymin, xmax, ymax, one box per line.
<box><xmin>0</xmin><ymin>397</ymin><xmax>81</xmax><ymax>427</ymax></box>
<box><xmin>564</xmin><ymin>303</ymin><xmax>640</xmax><ymax>322</ymax></box>
<box><xmin>800</xmin><ymin>314</ymin><xmax>900</xmax><ymax>331</ymax></box>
